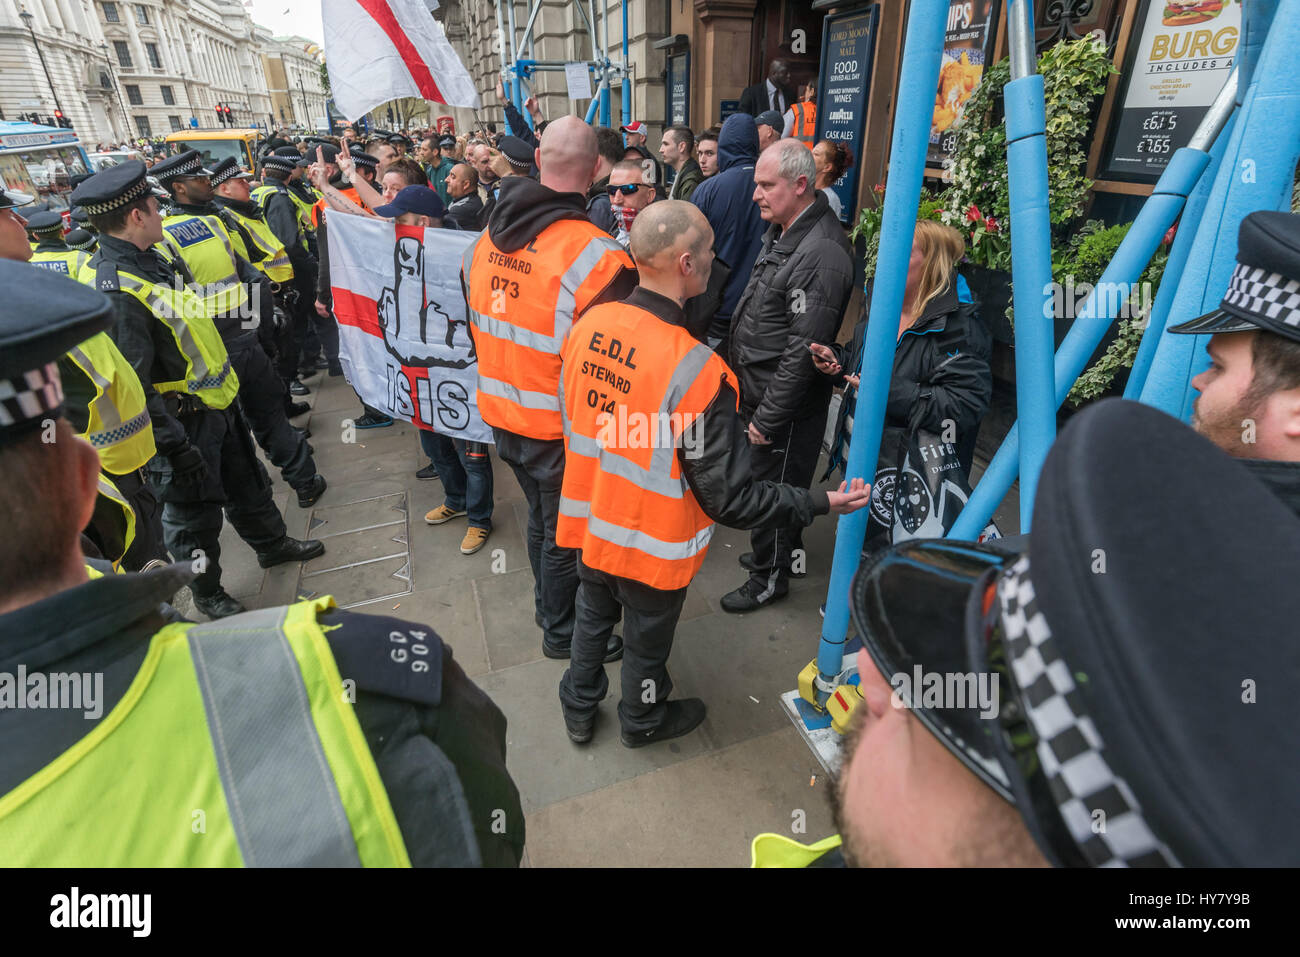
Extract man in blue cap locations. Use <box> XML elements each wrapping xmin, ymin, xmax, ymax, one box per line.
<box><xmin>72</xmin><ymin>161</ymin><xmax>325</xmax><ymax>619</ymax></box>
<box><xmin>0</xmin><ymin>261</ymin><xmax>524</xmax><ymax>866</ymax></box>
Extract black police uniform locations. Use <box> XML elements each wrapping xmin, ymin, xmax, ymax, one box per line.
<box><xmin>258</xmin><ymin>150</ymin><xmax>322</xmax><ymax>384</ymax></box>
<box><xmin>72</xmin><ymin>162</ymin><xmax>322</xmax><ymax>618</ymax></box>
<box><xmin>154</xmin><ymin>152</ymin><xmax>323</xmax><ymax>503</ymax></box>
<box><xmin>1168</xmin><ymin>209</ymin><xmax>1300</xmax><ymax>516</ymax></box>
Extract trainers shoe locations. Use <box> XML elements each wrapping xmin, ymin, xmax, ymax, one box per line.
<box><xmin>355</xmin><ymin>412</ymin><xmax>393</xmax><ymax>429</ymax></box>
<box><xmin>739</xmin><ymin>551</ymin><xmax>806</xmax><ymax>578</ymax></box>
<box><xmin>460</xmin><ymin>526</ymin><xmax>490</xmax><ymax>555</ymax></box>
<box><xmin>288</xmin><ymin>379</ymin><xmax>310</xmax><ymax>396</ymax></box>
<box><xmin>415</xmin><ymin>463</ymin><xmax>441</xmax><ymax>481</ymax></box>
<box><xmin>720</xmin><ymin>579</ymin><xmax>788</xmax><ymax>613</ymax></box>
<box><xmin>193</xmin><ymin>588</ymin><xmax>246</xmax><ymax>620</ymax></box>
<box><xmin>621</xmin><ymin>698</ymin><xmax>707</xmax><ymax>749</ymax></box>
<box><xmin>296</xmin><ymin>474</ymin><xmax>327</xmax><ymax>508</ymax></box>
<box><xmin>424</xmin><ymin>504</ymin><xmax>466</xmax><ymax>525</ymax></box>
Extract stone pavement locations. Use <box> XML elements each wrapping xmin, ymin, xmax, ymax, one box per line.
<box><xmin>210</xmin><ymin>365</ymin><xmax>1019</xmax><ymax>867</ymax></box>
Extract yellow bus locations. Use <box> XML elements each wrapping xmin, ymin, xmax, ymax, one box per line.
<box><xmin>162</xmin><ymin>128</ymin><xmax>263</xmax><ymax>171</ymax></box>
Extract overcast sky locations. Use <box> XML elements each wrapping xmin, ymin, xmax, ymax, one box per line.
<box><xmin>247</xmin><ymin>0</ymin><xmax>325</xmax><ymax>46</ymax></box>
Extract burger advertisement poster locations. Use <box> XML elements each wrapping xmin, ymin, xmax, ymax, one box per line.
<box><xmin>1100</xmin><ymin>0</ymin><xmax>1240</xmax><ymax>182</ymax></box>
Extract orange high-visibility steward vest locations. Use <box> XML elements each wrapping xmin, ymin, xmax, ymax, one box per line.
<box><xmin>556</xmin><ymin>300</ymin><xmax>738</xmax><ymax>591</ymax></box>
<box><xmin>463</xmin><ymin>221</ymin><xmax>632</xmax><ymax>441</ymax></box>
<box><xmin>792</xmin><ymin>102</ymin><xmax>817</xmax><ymax>149</ymax></box>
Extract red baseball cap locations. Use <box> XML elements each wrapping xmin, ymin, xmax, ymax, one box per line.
<box><xmin>620</xmin><ymin>121</ymin><xmax>647</xmax><ymax>136</ymax></box>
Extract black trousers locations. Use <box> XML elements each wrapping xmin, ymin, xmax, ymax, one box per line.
<box><xmin>226</xmin><ymin>332</ymin><xmax>317</xmax><ymax>490</ymax></box>
<box><xmin>492</xmin><ymin>428</ymin><xmax>578</xmax><ymax>648</ymax></box>
<box><xmin>558</xmin><ymin>560</ymin><xmax>689</xmax><ymax>734</ymax></box>
<box><xmin>148</xmin><ymin>403</ymin><xmax>286</xmax><ymax>597</ymax></box>
<box><xmin>116</xmin><ymin>467</ymin><xmax>169</xmax><ymax>570</ymax></box>
<box><xmin>746</xmin><ymin>407</ymin><xmax>828</xmax><ymax>597</ymax></box>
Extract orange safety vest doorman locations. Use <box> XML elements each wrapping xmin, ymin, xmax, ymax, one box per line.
<box><xmin>556</xmin><ymin>299</ymin><xmax>738</xmax><ymax>591</ymax></box>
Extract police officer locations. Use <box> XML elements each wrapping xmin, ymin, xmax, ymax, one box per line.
<box><xmin>71</xmin><ymin>161</ymin><xmax>324</xmax><ymax>619</ymax></box>
<box><xmin>152</xmin><ymin>151</ymin><xmax>327</xmax><ymax>510</ymax></box>
<box><xmin>556</xmin><ymin>201</ymin><xmax>870</xmax><ymax>746</ymax></box>
<box><xmin>27</xmin><ymin>209</ymin><xmax>90</xmax><ymax>276</ymax></box>
<box><xmin>0</xmin><ymin>261</ymin><xmax>524</xmax><ymax>866</ymax></box>
<box><xmin>464</xmin><ymin>116</ymin><xmax>637</xmax><ymax>661</ymax></box>
<box><xmin>254</xmin><ymin>150</ymin><xmax>321</xmax><ymax>390</ymax></box>
<box><xmin>64</xmin><ymin>227</ymin><xmax>97</xmax><ymax>254</ymax></box>
<box><xmin>827</xmin><ymin>398</ymin><xmax>1300</xmax><ymax>867</ymax></box>
<box><xmin>70</xmin><ymin>204</ymin><xmax>93</xmax><ymax>235</ymax></box>
<box><xmin>1167</xmin><ymin>209</ymin><xmax>1300</xmax><ymax>517</ymax></box>
<box><xmin>0</xmin><ymin>190</ymin><xmax>164</xmax><ymax>571</ymax></box>
<box><xmin>210</xmin><ymin>157</ymin><xmax>310</xmax><ymax>416</ymax></box>
<box><xmin>0</xmin><ymin>186</ymin><xmax>36</xmax><ymax>262</ymax></box>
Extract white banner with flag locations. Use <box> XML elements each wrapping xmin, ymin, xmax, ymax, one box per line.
<box><xmin>322</xmin><ymin>0</ymin><xmax>481</xmax><ymax>118</ymax></box>
<box><xmin>326</xmin><ymin>210</ymin><xmax>491</xmax><ymax>444</ymax></box>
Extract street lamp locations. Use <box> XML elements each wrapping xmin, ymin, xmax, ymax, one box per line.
<box><xmin>19</xmin><ymin>8</ymin><xmax>65</xmax><ymax>124</ymax></box>
<box><xmin>99</xmin><ymin>41</ymin><xmax>132</xmax><ymax>139</ymax></box>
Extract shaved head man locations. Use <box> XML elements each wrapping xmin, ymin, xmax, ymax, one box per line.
<box><xmin>630</xmin><ymin>200</ymin><xmax>715</xmax><ymax>301</ymax></box>
<box><xmin>536</xmin><ymin>115</ymin><xmax>600</xmax><ymax>195</ymax></box>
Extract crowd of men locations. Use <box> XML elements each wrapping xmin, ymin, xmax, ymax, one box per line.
<box><xmin>1</xmin><ymin>50</ymin><xmax>1298</xmax><ymax>869</ymax></box>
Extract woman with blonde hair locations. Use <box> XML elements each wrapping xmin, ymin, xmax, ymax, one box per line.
<box><xmin>811</xmin><ymin>218</ymin><xmax>993</xmax><ymax>480</ymax></box>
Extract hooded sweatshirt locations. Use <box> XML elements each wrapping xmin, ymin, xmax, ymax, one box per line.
<box><xmin>690</xmin><ymin>114</ymin><xmax>767</xmax><ymax>343</ymax></box>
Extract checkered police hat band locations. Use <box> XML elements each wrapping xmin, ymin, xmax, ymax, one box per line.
<box><xmin>996</xmin><ymin>555</ymin><xmax>1179</xmax><ymax>868</ymax></box>
<box><xmin>212</xmin><ymin>167</ymin><xmax>238</xmax><ymax>185</ymax></box>
<box><xmin>0</xmin><ymin>361</ymin><xmax>62</xmax><ymax>428</ymax></box>
<box><xmin>351</xmin><ymin>152</ymin><xmax>378</xmax><ymax>169</ymax></box>
<box><xmin>1224</xmin><ymin>263</ymin><xmax>1300</xmax><ymax>329</ymax></box>
<box><xmin>262</xmin><ymin>156</ymin><xmax>296</xmax><ymax>171</ymax></box>
<box><xmin>82</xmin><ymin>177</ymin><xmax>150</xmax><ymax>215</ymax></box>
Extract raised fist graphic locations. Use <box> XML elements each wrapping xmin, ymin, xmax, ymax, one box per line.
<box><xmin>376</xmin><ymin>234</ymin><xmax>476</xmax><ymax>369</ymax></box>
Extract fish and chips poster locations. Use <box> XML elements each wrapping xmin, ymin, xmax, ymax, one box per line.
<box><xmin>929</xmin><ymin>0</ymin><xmax>1001</xmax><ymax>167</ymax></box>
<box><xmin>1100</xmin><ymin>0</ymin><xmax>1240</xmax><ymax>181</ymax></box>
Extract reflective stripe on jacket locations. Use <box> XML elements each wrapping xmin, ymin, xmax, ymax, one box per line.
<box><xmin>99</xmin><ymin>261</ymin><xmax>240</xmax><ymax>410</ymax></box>
<box><xmin>63</xmin><ymin>331</ymin><xmax>156</xmax><ymax>474</ymax></box>
<box><xmin>791</xmin><ymin>102</ymin><xmax>816</xmax><ymax>148</ymax></box>
<box><xmin>222</xmin><ymin>205</ymin><xmax>293</xmax><ymax>282</ymax></box>
<box><xmin>160</xmin><ymin>213</ymin><xmax>250</xmax><ymax>317</ymax></box>
<box><xmin>556</xmin><ymin>300</ymin><xmax>736</xmax><ymax>590</ymax></box>
<box><xmin>0</xmin><ymin>599</ymin><xmax>414</xmax><ymax>866</ymax></box>
<box><xmin>463</xmin><ymin>222</ymin><xmax>632</xmax><ymax>440</ymax></box>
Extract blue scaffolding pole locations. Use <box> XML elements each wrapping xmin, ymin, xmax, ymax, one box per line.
<box><xmin>494</xmin><ymin>0</ymin><xmax>627</xmax><ymax>133</ymax></box>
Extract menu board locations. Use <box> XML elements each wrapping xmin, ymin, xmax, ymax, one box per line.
<box><xmin>668</xmin><ymin>53</ymin><xmax>689</xmax><ymax>126</ymax></box>
<box><xmin>815</xmin><ymin>5</ymin><xmax>880</xmax><ymax>224</ymax></box>
<box><xmin>1100</xmin><ymin>0</ymin><xmax>1240</xmax><ymax>181</ymax></box>
<box><xmin>929</xmin><ymin>0</ymin><xmax>1002</xmax><ymax>167</ymax></box>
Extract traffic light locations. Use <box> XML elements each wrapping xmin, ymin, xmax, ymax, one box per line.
<box><xmin>224</xmin><ymin>105</ymin><xmax>233</xmax><ymax>125</ymax></box>
<box><xmin>53</xmin><ymin>109</ymin><xmax>70</xmax><ymax>129</ymax></box>
<box><xmin>216</xmin><ymin>104</ymin><xmax>226</xmax><ymax>127</ymax></box>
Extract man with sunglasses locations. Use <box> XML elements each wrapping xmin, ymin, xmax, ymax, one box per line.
<box><xmin>821</xmin><ymin>397</ymin><xmax>1300</xmax><ymax>867</ymax></box>
<box><xmin>606</xmin><ymin>159</ymin><xmax>657</xmax><ymax>249</ymax></box>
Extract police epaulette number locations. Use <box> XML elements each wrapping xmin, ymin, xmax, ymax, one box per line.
<box><xmin>96</xmin><ymin>261</ymin><xmax>120</xmax><ymax>292</ymax></box>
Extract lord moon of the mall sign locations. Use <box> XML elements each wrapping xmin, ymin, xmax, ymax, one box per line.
<box><xmin>1099</xmin><ymin>0</ymin><xmax>1240</xmax><ymax>182</ymax></box>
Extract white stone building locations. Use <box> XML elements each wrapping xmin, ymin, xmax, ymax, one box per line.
<box><xmin>259</xmin><ymin>34</ymin><xmax>328</xmax><ymax>131</ymax></box>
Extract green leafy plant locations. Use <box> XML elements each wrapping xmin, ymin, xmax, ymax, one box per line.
<box><xmin>851</xmin><ymin>185</ymin><xmax>947</xmax><ymax>282</ymax></box>
<box><xmin>941</xmin><ymin>37</ymin><xmax>1117</xmax><ymax>271</ymax></box>
<box><xmin>1061</xmin><ymin>222</ymin><xmax>1171</xmax><ymax>405</ymax></box>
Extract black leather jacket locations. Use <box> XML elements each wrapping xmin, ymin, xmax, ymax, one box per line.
<box><xmin>729</xmin><ymin>193</ymin><xmax>855</xmax><ymax>437</ymax></box>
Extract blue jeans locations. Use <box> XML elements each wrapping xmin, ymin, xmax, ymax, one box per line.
<box><xmin>423</xmin><ymin>430</ymin><xmax>493</xmax><ymax>530</ymax></box>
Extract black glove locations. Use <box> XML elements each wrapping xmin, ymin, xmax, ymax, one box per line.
<box><xmin>167</xmin><ymin>445</ymin><xmax>208</xmax><ymax>493</ymax></box>
<box><xmin>271</xmin><ymin>304</ymin><xmax>290</xmax><ymax>332</ymax></box>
